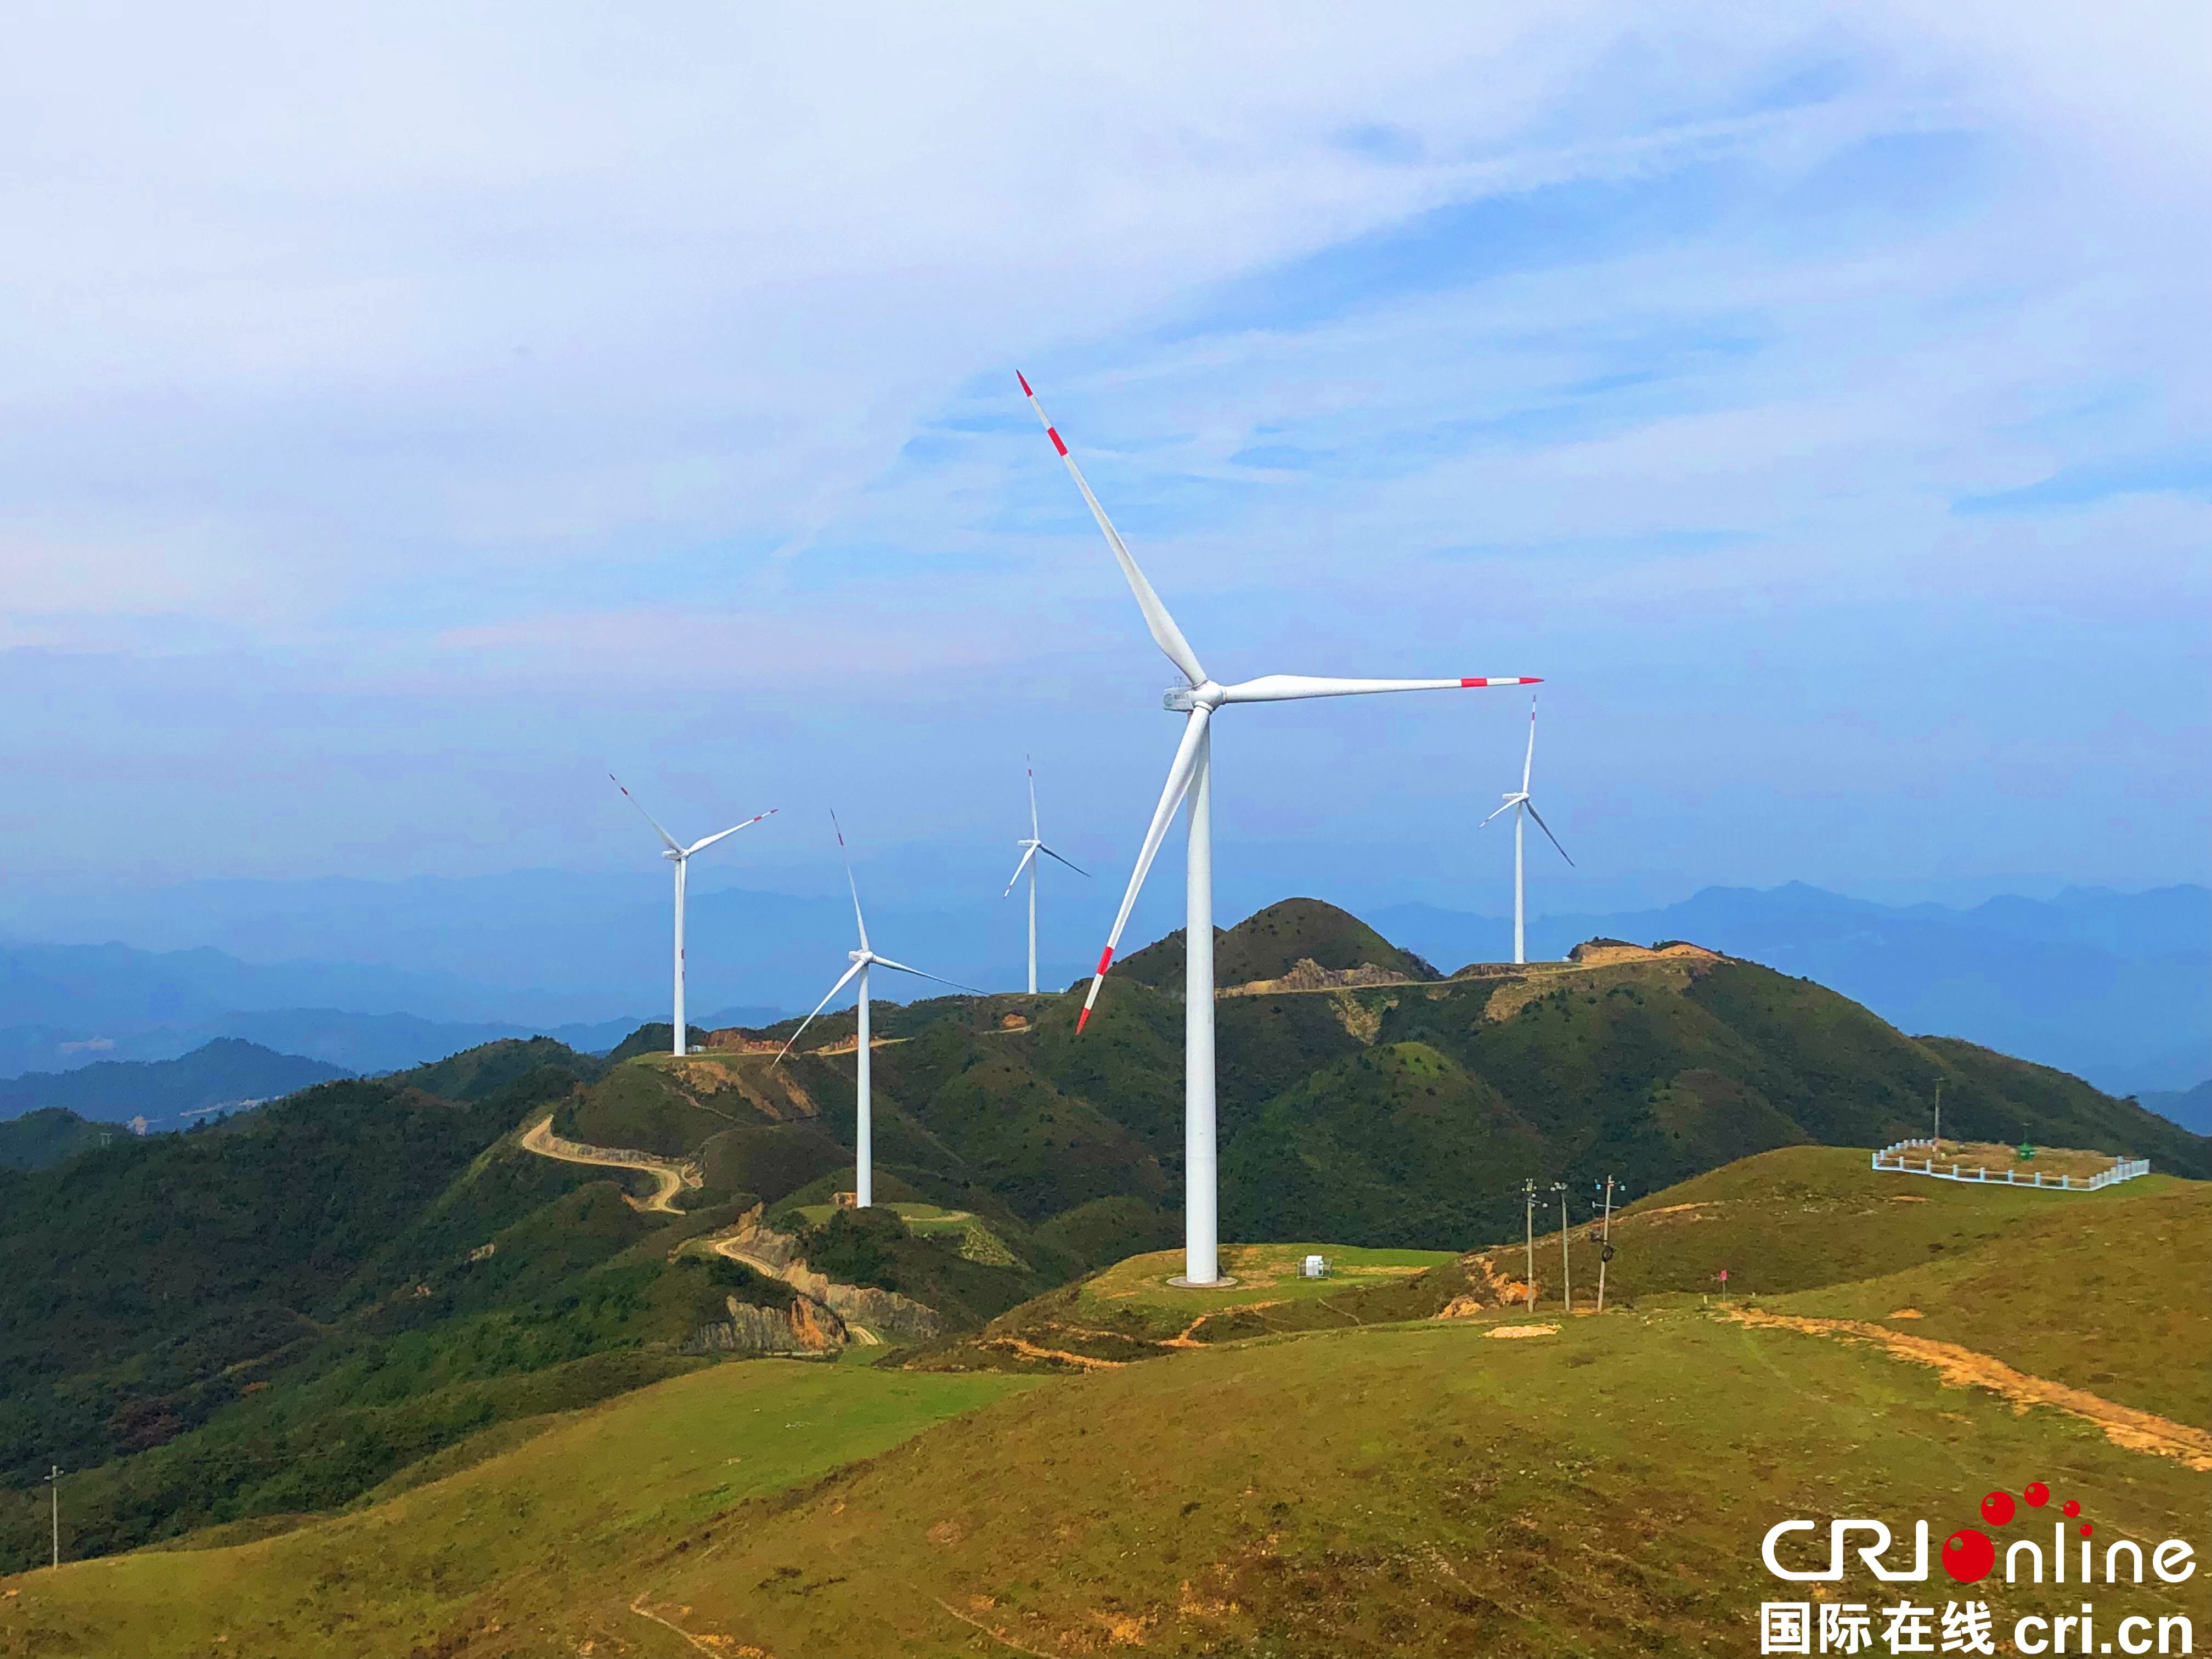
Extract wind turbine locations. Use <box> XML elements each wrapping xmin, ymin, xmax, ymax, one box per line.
<box><xmin>1479</xmin><ymin>696</ymin><xmax>1573</xmax><ymax>964</ymax></box>
<box><xmin>1018</xmin><ymin>372</ymin><xmax>1539</xmax><ymax>1286</ymax></box>
<box><xmin>777</xmin><ymin>815</ymin><xmax>975</xmax><ymax>1208</ymax></box>
<box><xmin>611</xmin><ymin>776</ymin><xmax>776</xmax><ymax>1057</ymax></box>
<box><xmin>1003</xmin><ymin>758</ymin><xmax>1088</xmax><ymax>995</ymax></box>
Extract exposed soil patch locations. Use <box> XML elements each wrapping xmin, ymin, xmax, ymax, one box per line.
<box><xmin>984</xmin><ymin>1336</ymin><xmax>1125</xmax><ymax>1371</ymax></box>
<box><xmin>1723</xmin><ymin>1307</ymin><xmax>2212</xmax><ymax>1470</ymax></box>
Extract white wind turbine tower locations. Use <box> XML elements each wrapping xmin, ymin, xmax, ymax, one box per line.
<box><xmin>1004</xmin><ymin>759</ymin><xmax>1088</xmax><ymax>995</ymax></box>
<box><xmin>1480</xmin><ymin>696</ymin><xmax>1574</xmax><ymax>965</ymax></box>
<box><xmin>777</xmin><ymin>815</ymin><xmax>976</xmax><ymax>1209</ymax></box>
<box><xmin>611</xmin><ymin>776</ymin><xmax>776</xmax><ymax>1057</ymax></box>
<box><xmin>1019</xmin><ymin>372</ymin><xmax>1540</xmax><ymax>1286</ymax></box>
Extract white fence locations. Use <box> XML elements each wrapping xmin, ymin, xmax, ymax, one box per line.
<box><xmin>1871</xmin><ymin>1138</ymin><xmax>2149</xmax><ymax>1192</ymax></box>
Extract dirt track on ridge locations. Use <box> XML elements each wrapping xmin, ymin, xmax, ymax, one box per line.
<box><xmin>520</xmin><ymin>1116</ymin><xmax>691</xmax><ymax>1214</ymax></box>
<box><xmin>1723</xmin><ymin>1307</ymin><xmax>2212</xmax><ymax>1471</ymax></box>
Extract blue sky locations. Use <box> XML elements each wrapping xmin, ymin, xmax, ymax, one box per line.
<box><xmin>0</xmin><ymin>3</ymin><xmax>2204</xmax><ymax>953</ymax></box>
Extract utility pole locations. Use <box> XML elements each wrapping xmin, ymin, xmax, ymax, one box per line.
<box><xmin>1932</xmin><ymin>1079</ymin><xmax>1943</xmax><ymax>1152</ymax></box>
<box><xmin>1521</xmin><ymin>1180</ymin><xmax>1538</xmax><ymax>1311</ymax></box>
<box><xmin>1594</xmin><ymin>1176</ymin><xmax>1618</xmax><ymax>1314</ymax></box>
<box><xmin>43</xmin><ymin>1464</ymin><xmax>61</xmax><ymax>1568</ymax></box>
<box><xmin>1551</xmin><ymin>1182</ymin><xmax>1571</xmax><ymax>1315</ymax></box>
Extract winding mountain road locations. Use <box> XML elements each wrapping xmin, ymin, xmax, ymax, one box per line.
<box><xmin>520</xmin><ymin>1115</ymin><xmax>695</xmax><ymax>1214</ymax></box>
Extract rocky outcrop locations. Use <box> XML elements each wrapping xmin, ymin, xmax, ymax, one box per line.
<box><xmin>707</xmin><ymin>1208</ymin><xmax>945</xmax><ymax>1345</ymax></box>
<box><xmin>1226</xmin><ymin>957</ymin><xmax>1417</xmax><ymax>996</ymax></box>
<box><xmin>686</xmin><ymin>1293</ymin><xmax>848</xmax><ymax>1357</ymax></box>
<box><xmin>701</xmin><ymin>1028</ymin><xmax>782</xmax><ymax>1054</ymax></box>
<box><xmin>1567</xmin><ymin>938</ymin><xmax>1721</xmax><ymax>967</ymax></box>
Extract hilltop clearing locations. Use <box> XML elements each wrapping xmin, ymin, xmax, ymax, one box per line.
<box><xmin>915</xmin><ymin>1144</ymin><xmax>2211</xmax><ymax>1397</ymax></box>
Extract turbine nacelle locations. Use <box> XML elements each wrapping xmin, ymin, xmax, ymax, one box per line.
<box><xmin>1162</xmin><ymin>682</ymin><xmax>1224</xmax><ymax>713</ymax></box>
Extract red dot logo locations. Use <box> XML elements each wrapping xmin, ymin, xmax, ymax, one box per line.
<box><xmin>1980</xmin><ymin>1491</ymin><xmax>2016</xmax><ymax>1526</ymax></box>
<box><xmin>2024</xmin><ymin>1482</ymin><xmax>2049</xmax><ymax>1508</ymax></box>
<box><xmin>2061</xmin><ymin>1500</ymin><xmax>2080</xmax><ymax>1518</ymax></box>
<box><xmin>2081</xmin><ymin>1523</ymin><xmax>2094</xmax><ymax>1538</ymax></box>
<box><xmin>1943</xmin><ymin>1528</ymin><xmax>1997</xmax><ymax>1583</ymax></box>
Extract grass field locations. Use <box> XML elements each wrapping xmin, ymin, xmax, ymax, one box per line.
<box><xmin>1906</xmin><ymin>1140</ymin><xmax>2124</xmax><ymax>1180</ymax></box>
<box><xmin>1076</xmin><ymin>1241</ymin><xmax>1452</xmax><ymax>1330</ymax></box>
<box><xmin>790</xmin><ymin>1200</ymin><xmax>968</xmax><ymax>1237</ymax></box>
<box><xmin>525</xmin><ymin>1310</ymin><xmax>2204</xmax><ymax>1657</ymax></box>
<box><xmin>0</xmin><ymin>1363</ymin><xmax>1033</xmax><ymax>1658</ymax></box>
<box><xmin>1449</xmin><ymin>1146</ymin><xmax>2191</xmax><ymax>1308</ymax></box>
<box><xmin>6</xmin><ymin>1150</ymin><xmax>2204</xmax><ymax>1658</ymax></box>
<box><xmin>1773</xmin><ymin>1180</ymin><xmax>2212</xmax><ymax>1424</ymax></box>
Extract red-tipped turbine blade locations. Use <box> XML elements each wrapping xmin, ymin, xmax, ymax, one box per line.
<box><xmin>1075</xmin><ymin>709</ymin><xmax>1210</xmax><ymax>1034</ymax></box>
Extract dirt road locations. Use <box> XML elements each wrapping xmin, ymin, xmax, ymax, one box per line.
<box><xmin>520</xmin><ymin>1115</ymin><xmax>693</xmax><ymax>1214</ymax></box>
<box><xmin>1724</xmin><ymin>1307</ymin><xmax>2212</xmax><ymax>1470</ymax></box>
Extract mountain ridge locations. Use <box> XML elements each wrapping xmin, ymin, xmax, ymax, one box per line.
<box><xmin>0</xmin><ymin>894</ymin><xmax>2200</xmax><ymax>1575</ymax></box>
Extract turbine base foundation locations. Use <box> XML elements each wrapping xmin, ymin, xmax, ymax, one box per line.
<box><xmin>1165</xmin><ymin>1274</ymin><xmax>1239</xmax><ymax>1290</ymax></box>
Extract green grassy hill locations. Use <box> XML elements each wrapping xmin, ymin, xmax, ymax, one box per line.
<box><xmin>5</xmin><ymin>1144</ymin><xmax>2202</xmax><ymax>1657</ymax></box>
<box><xmin>2</xmin><ymin>895</ymin><xmax>2202</xmax><ymax>1584</ymax></box>
<box><xmin>1118</xmin><ymin>895</ymin><xmax>1438</xmax><ymax>987</ymax></box>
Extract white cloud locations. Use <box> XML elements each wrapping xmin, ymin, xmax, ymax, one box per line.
<box><xmin>0</xmin><ymin>3</ymin><xmax>2202</xmax><ymax>890</ymax></box>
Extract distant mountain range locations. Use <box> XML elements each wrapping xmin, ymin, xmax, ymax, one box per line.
<box><xmin>0</xmin><ymin>936</ymin><xmax>786</xmax><ymax>1076</ymax></box>
<box><xmin>1</xmin><ymin>878</ymin><xmax>2203</xmax><ymax>1099</ymax></box>
<box><xmin>2140</xmin><ymin>1080</ymin><xmax>2212</xmax><ymax>1136</ymax></box>
<box><xmin>0</xmin><ymin>1039</ymin><xmax>348</xmax><ymax>1133</ymax></box>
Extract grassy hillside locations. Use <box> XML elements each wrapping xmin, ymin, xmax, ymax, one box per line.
<box><xmin>3</xmin><ymin>895</ymin><xmax>2201</xmax><ymax>1587</ymax></box>
<box><xmin>7</xmin><ymin>1268</ymin><xmax>2200</xmax><ymax>1657</ymax></box>
<box><xmin>934</xmin><ymin>1145</ymin><xmax>2211</xmax><ymax>1392</ymax></box>
<box><xmin>0</xmin><ymin>1362</ymin><xmax>1033</xmax><ymax>1659</ymax></box>
<box><xmin>390</xmin><ymin>1034</ymin><xmax>606</xmax><ymax>1101</ymax></box>
<box><xmin>1118</xmin><ymin>895</ymin><xmax>1438</xmax><ymax>988</ymax></box>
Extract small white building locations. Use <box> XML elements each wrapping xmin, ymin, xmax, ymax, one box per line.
<box><xmin>1300</xmin><ymin>1254</ymin><xmax>1328</xmax><ymax>1279</ymax></box>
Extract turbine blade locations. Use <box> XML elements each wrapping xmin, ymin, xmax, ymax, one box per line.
<box><xmin>1477</xmin><ymin>800</ymin><xmax>1515</xmax><ymax>828</ymax></box>
<box><xmin>1028</xmin><ymin>757</ymin><xmax>1040</xmax><ymax>841</ymax></box>
<box><xmin>774</xmin><ymin>958</ymin><xmax>867</xmax><ymax>1065</ymax></box>
<box><xmin>1522</xmin><ymin>695</ymin><xmax>1538</xmax><ymax>794</ymax></box>
<box><xmin>1218</xmin><ymin>674</ymin><xmax>1542</xmax><ymax>703</ymax></box>
<box><xmin>1525</xmin><ymin>802</ymin><xmax>1575</xmax><ymax>866</ymax></box>
<box><xmin>827</xmin><ymin>809</ymin><xmax>870</xmax><ymax>952</ymax></box>
<box><xmin>610</xmin><ymin>774</ymin><xmax>682</xmax><ymax>854</ymax></box>
<box><xmin>1036</xmin><ymin>843</ymin><xmax>1090</xmax><ymax>877</ymax></box>
<box><xmin>685</xmin><ymin>808</ymin><xmax>778</xmax><ymax>856</ymax></box>
<box><xmin>871</xmin><ymin>957</ymin><xmax>985</xmax><ymax>996</ymax></box>
<box><xmin>1017</xmin><ymin>372</ymin><xmax>1206</xmax><ymax>687</ymax></box>
<box><xmin>1077</xmin><ymin>705</ymin><xmax>1211</xmax><ymax>1034</ymax></box>
<box><xmin>1002</xmin><ymin>843</ymin><xmax>1040</xmax><ymax>897</ymax></box>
